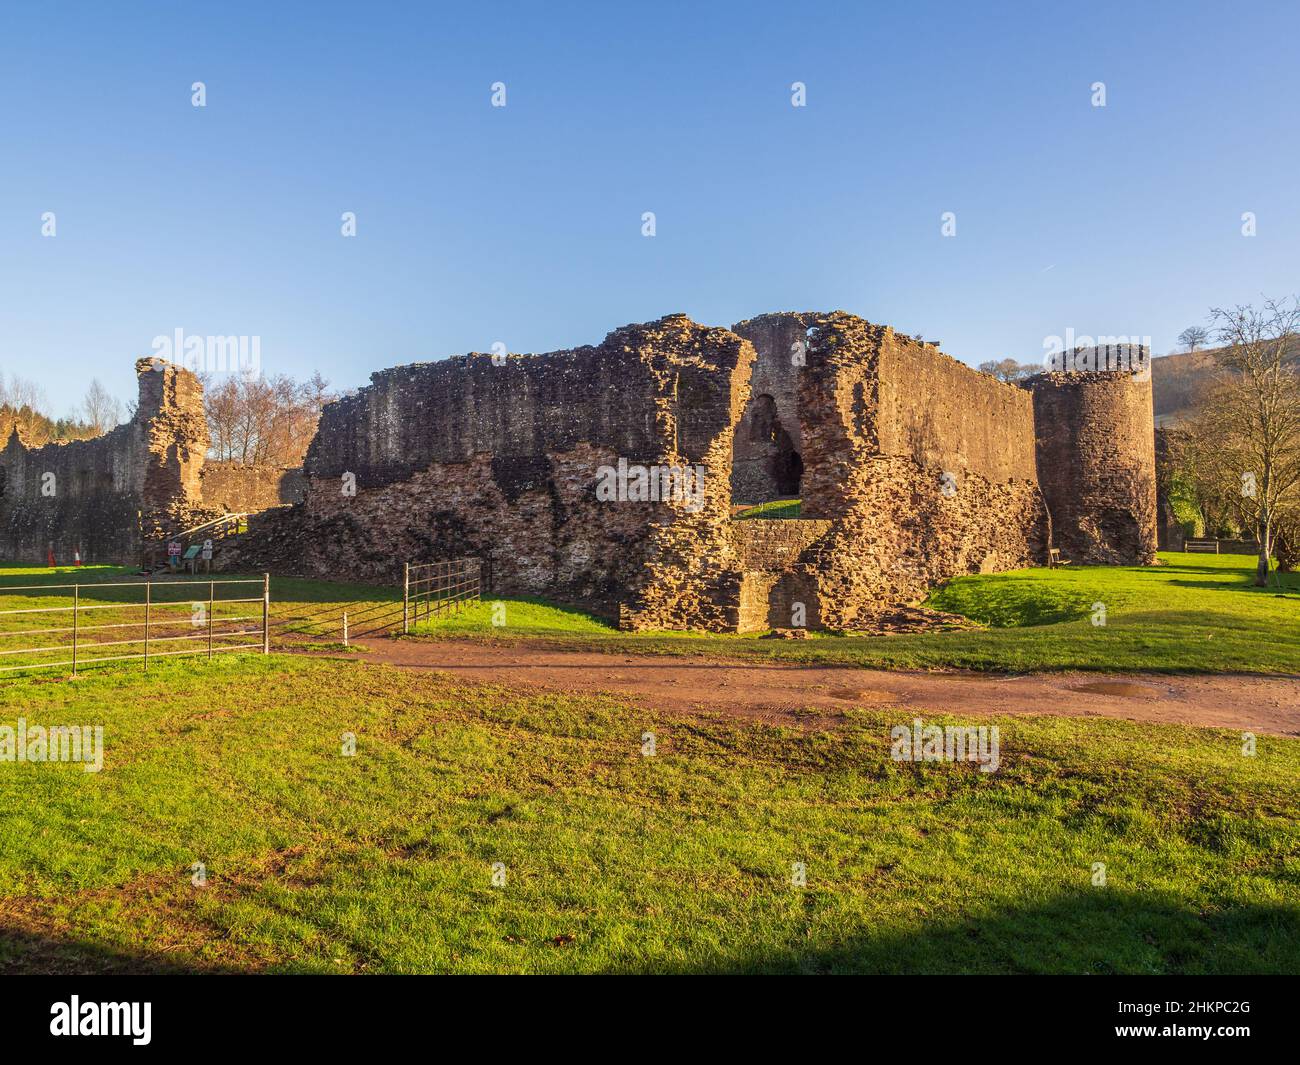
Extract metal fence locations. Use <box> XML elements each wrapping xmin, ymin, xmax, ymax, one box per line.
<box><xmin>403</xmin><ymin>559</ymin><xmax>482</xmax><ymax>633</ymax></box>
<box><xmin>0</xmin><ymin>574</ymin><xmax>270</xmax><ymax>677</ymax></box>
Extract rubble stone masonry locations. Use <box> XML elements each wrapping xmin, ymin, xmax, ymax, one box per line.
<box><xmin>224</xmin><ymin>316</ymin><xmax>756</xmax><ymax>630</ymax></box>
<box><xmin>200</xmin><ymin>463</ymin><xmax>306</xmax><ymax>514</ymax></box>
<box><xmin>773</xmin><ymin>313</ymin><xmax>1048</xmax><ymax>630</ymax></box>
<box><xmin>225</xmin><ymin>310</ymin><xmax>1156</xmax><ymax>631</ymax></box>
<box><xmin>0</xmin><ymin>359</ymin><xmax>210</xmax><ymax>564</ymax></box>
<box><xmin>15</xmin><ymin>309</ymin><xmax>1156</xmax><ymax>631</ymax></box>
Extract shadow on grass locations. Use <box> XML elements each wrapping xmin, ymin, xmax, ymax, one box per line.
<box><xmin>2</xmin><ymin>890</ymin><xmax>1296</xmax><ymax>974</ymax></box>
<box><xmin>0</xmin><ymin>928</ymin><xmax>246</xmax><ymax>975</ymax></box>
<box><xmin>605</xmin><ymin>890</ymin><xmax>1300</xmax><ymax>975</ymax></box>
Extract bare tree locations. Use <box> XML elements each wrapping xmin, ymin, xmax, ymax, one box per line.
<box><xmin>978</xmin><ymin>358</ymin><xmax>1040</xmax><ymax>383</ymax></box>
<box><xmin>1181</xmin><ymin>298</ymin><xmax>1300</xmax><ymax>585</ymax></box>
<box><xmin>1177</xmin><ymin>325</ymin><xmax>1209</xmax><ymax>354</ymax></box>
<box><xmin>202</xmin><ymin>371</ymin><xmax>336</xmax><ymax>466</ymax></box>
<box><xmin>81</xmin><ymin>379</ymin><xmax>123</xmax><ymax>436</ymax></box>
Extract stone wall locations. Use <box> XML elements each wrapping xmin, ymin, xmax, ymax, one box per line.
<box><xmin>729</xmin><ymin>313</ymin><xmax>822</xmax><ymax>503</ymax></box>
<box><xmin>223</xmin><ymin>316</ymin><xmax>756</xmax><ymax>630</ymax></box>
<box><xmin>875</xmin><ymin>333</ymin><xmax>1038</xmax><ymax>482</ymax></box>
<box><xmin>200</xmin><ymin>463</ymin><xmax>305</xmax><ymax>513</ymax></box>
<box><xmin>0</xmin><ymin>359</ymin><xmax>209</xmax><ymax>564</ymax></box>
<box><xmin>730</xmin><ymin>518</ymin><xmax>832</xmax><ymax>632</ymax></box>
<box><xmin>787</xmin><ymin>315</ymin><xmax>1048</xmax><ymax>629</ymax></box>
<box><xmin>214</xmin><ymin>309</ymin><xmax>1157</xmax><ymax>633</ymax></box>
<box><xmin>1030</xmin><ymin>370</ymin><xmax>1158</xmax><ymax>564</ymax></box>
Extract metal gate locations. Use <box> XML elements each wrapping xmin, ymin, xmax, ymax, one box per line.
<box><xmin>402</xmin><ymin>559</ymin><xmax>482</xmax><ymax>633</ymax></box>
<box><xmin>0</xmin><ymin>574</ymin><xmax>270</xmax><ymax>677</ymax></box>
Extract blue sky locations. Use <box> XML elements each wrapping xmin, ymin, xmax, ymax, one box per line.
<box><xmin>1</xmin><ymin>0</ymin><xmax>1297</xmax><ymax>414</ymax></box>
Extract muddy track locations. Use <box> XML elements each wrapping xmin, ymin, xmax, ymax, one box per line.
<box><xmin>334</xmin><ymin>638</ymin><xmax>1300</xmax><ymax>737</ymax></box>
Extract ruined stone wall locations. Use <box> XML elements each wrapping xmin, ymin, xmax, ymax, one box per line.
<box><xmin>0</xmin><ymin>359</ymin><xmax>209</xmax><ymax>564</ymax></box>
<box><xmin>224</xmin><ymin>316</ymin><xmax>756</xmax><ymax>630</ymax></box>
<box><xmin>200</xmin><ymin>463</ymin><xmax>305</xmax><ymax>514</ymax></box>
<box><xmin>302</xmin><ymin>316</ymin><xmax>745</xmax><ymax>485</ymax></box>
<box><xmin>875</xmin><ymin>334</ymin><xmax>1038</xmax><ymax>482</ymax></box>
<box><xmin>730</xmin><ymin>518</ymin><xmax>832</xmax><ymax>632</ymax></box>
<box><xmin>1030</xmin><ymin>371</ymin><xmax>1158</xmax><ymax>564</ymax></box>
<box><xmin>787</xmin><ymin>314</ymin><xmax>1047</xmax><ymax>629</ymax></box>
<box><xmin>217</xmin><ymin>309</ymin><xmax>1154</xmax><ymax>634</ymax></box>
<box><xmin>729</xmin><ymin>313</ymin><xmax>823</xmax><ymax>503</ymax></box>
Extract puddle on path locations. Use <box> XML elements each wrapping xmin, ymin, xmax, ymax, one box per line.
<box><xmin>1069</xmin><ymin>680</ymin><xmax>1163</xmax><ymax>698</ymax></box>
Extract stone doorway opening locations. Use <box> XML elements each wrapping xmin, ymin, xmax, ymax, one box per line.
<box><xmin>731</xmin><ymin>393</ymin><xmax>802</xmax><ymax>504</ymax></box>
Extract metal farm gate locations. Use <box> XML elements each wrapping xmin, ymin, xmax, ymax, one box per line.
<box><xmin>402</xmin><ymin>558</ymin><xmax>482</xmax><ymax>633</ymax></box>
<box><xmin>0</xmin><ymin>574</ymin><xmax>270</xmax><ymax>677</ymax></box>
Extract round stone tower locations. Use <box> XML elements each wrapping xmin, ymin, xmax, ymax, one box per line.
<box><xmin>1029</xmin><ymin>363</ymin><xmax>1158</xmax><ymax>565</ymax></box>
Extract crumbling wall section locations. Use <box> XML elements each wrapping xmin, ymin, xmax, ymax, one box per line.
<box><xmin>224</xmin><ymin>316</ymin><xmax>756</xmax><ymax>629</ymax></box>
<box><xmin>789</xmin><ymin>315</ymin><xmax>1047</xmax><ymax>629</ymax></box>
<box><xmin>730</xmin><ymin>518</ymin><xmax>832</xmax><ymax>632</ymax></box>
<box><xmin>0</xmin><ymin>358</ymin><xmax>209</xmax><ymax>564</ymax></box>
<box><xmin>200</xmin><ymin>463</ymin><xmax>306</xmax><ymax>514</ymax></box>
<box><xmin>729</xmin><ymin>312</ymin><xmax>824</xmax><ymax>503</ymax></box>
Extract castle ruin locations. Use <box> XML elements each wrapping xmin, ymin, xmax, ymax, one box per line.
<box><xmin>0</xmin><ymin>358</ymin><xmax>304</xmax><ymax>565</ymax></box>
<box><xmin>0</xmin><ymin>313</ymin><xmax>1156</xmax><ymax>632</ymax></box>
<box><xmin>217</xmin><ymin>310</ymin><xmax>1157</xmax><ymax>632</ymax></box>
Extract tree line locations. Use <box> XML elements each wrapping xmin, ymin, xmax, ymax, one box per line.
<box><xmin>0</xmin><ymin>368</ymin><xmax>336</xmax><ymax>469</ymax></box>
<box><xmin>0</xmin><ymin>375</ymin><xmax>124</xmax><ymax>447</ymax></box>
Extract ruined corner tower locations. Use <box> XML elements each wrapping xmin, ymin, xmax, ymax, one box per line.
<box><xmin>0</xmin><ymin>358</ymin><xmax>209</xmax><ymax>564</ymax></box>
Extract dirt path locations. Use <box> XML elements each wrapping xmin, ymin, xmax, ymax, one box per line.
<box><xmin>339</xmin><ymin>638</ymin><xmax>1300</xmax><ymax>737</ymax></box>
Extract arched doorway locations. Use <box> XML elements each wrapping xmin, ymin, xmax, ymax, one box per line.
<box><xmin>732</xmin><ymin>393</ymin><xmax>802</xmax><ymax>503</ymax></box>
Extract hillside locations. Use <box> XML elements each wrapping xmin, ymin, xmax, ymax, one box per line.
<box><xmin>1152</xmin><ymin>337</ymin><xmax>1300</xmax><ymax>426</ymax></box>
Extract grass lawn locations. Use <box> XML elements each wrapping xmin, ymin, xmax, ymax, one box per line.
<box><xmin>407</xmin><ymin>553</ymin><xmax>1300</xmax><ymax>675</ymax></box>
<box><xmin>0</xmin><ymin>654</ymin><xmax>1296</xmax><ymax>974</ymax></box>
<box><xmin>408</xmin><ymin>596</ymin><xmax>613</xmax><ymax>637</ymax></box>
<box><xmin>3</xmin><ymin>552</ymin><xmax>1296</xmax><ymax>676</ymax></box>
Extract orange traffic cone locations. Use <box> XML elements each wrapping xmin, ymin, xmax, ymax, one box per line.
<box><xmin>47</xmin><ymin>547</ymin><xmax>56</xmax><ymax>567</ymax></box>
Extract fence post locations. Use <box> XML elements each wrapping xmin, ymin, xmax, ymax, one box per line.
<box><xmin>208</xmin><ymin>579</ymin><xmax>215</xmax><ymax>661</ymax></box>
<box><xmin>343</xmin><ymin>611</ymin><xmax>349</xmax><ymax>648</ymax></box>
<box><xmin>262</xmin><ymin>573</ymin><xmax>270</xmax><ymax>654</ymax></box>
<box><xmin>403</xmin><ymin>562</ymin><xmax>410</xmax><ymax>634</ymax></box>
<box><xmin>143</xmin><ymin>579</ymin><xmax>151</xmax><ymax>671</ymax></box>
<box><xmin>72</xmin><ymin>584</ymin><xmax>79</xmax><ymax>677</ymax></box>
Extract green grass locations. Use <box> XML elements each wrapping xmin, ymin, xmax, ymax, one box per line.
<box><xmin>734</xmin><ymin>498</ymin><xmax>802</xmax><ymax>519</ymax></box>
<box><xmin>0</xmin><ymin>563</ymin><xmax>130</xmax><ymax>579</ymax></box>
<box><xmin>4</xmin><ymin>552</ymin><xmax>1297</xmax><ymax>676</ymax></box>
<box><xmin>408</xmin><ymin>596</ymin><xmax>613</xmax><ymax>637</ymax></box>
<box><xmin>401</xmin><ymin>553</ymin><xmax>1300</xmax><ymax>675</ymax></box>
<box><xmin>0</xmin><ymin>654</ymin><xmax>1296</xmax><ymax>974</ymax></box>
